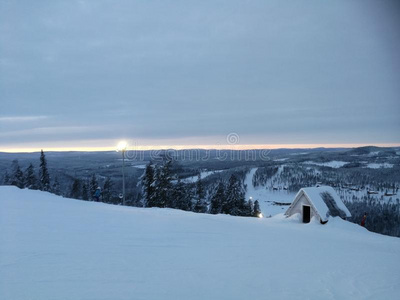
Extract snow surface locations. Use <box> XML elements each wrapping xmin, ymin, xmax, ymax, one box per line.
<box><xmin>273</xmin><ymin>158</ymin><xmax>289</xmax><ymax>161</ymax></box>
<box><xmin>245</xmin><ymin>168</ymin><xmax>295</xmax><ymax>216</ymax></box>
<box><xmin>179</xmin><ymin>170</ymin><xmax>223</xmax><ymax>183</ymax></box>
<box><xmin>303</xmin><ymin>161</ymin><xmax>348</xmax><ymax>168</ymax></box>
<box><xmin>365</xmin><ymin>163</ymin><xmax>394</xmax><ymax>169</ymax></box>
<box><xmin>1</xmin><ymin>186</ymin><xmax>400</xmax><ymax>300</ymax></box>
<box><xmin>132</xmin><ymin>164</ymin><xmax>147</xmax><ymax>169</ymax></box>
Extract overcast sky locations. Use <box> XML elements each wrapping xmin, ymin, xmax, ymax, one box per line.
<box><xmin>0</xmin><ymin>0</ymin><xmax>399</xmax><ymax>151</ymax></box>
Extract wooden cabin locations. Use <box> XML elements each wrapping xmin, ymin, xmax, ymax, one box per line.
<box><xmin>285</xmin><ymin>186</ymin><xmax>351</xmax><ymax>224</ymax></box>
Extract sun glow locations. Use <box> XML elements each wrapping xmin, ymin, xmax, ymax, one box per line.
<box><xmin>116</xmin><ymin>141</ymin><xmax>128</xmax><ymax>152</ymax></box>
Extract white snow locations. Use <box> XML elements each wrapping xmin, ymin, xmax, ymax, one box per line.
<box><xmin>274</xmin><ymin>158</ymin><xmax>289</xmax><ymax>161</ymax></box>
<box><xmin>291</xmin><ymin>186</ymin><xmax>351</xmax><ymax>222</ymax></box>
<box><xmin>245</xmin><ymin>168</ymin><xmax>297</xmax><ymax>216</ymax></box>
<box><xmin>303</xmin><ymin>161</ymin><xmax>348</xmax><ymax>168</ymax></box>
<box><xmin>1</xmin><ymin>186</ymin><xmax>400</xmax><ymax>300</ymax></box>
<box><xmin>365</xmin><ymin>163</ymin><xmax>394</xmax><ymax>169</ymax></box>
<box><xmin>180</xmin><ymin>170</ymin><xmax>223</xmax><ymax>183</ymax></box>
<box><xmin>132</xmin><ymin>164</ymin><xmax>147</xmax><ymax>169</ymax></box>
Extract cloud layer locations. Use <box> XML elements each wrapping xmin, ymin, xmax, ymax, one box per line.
<box><xmin>1</xmin><ymin>0</ymin><xmax>399</xmax><ymax>149</ymax></box>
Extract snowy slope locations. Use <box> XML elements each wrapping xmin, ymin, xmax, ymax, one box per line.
<box><xmin>1</xmin><ymin>187</ymin><xmax>400</xmax><ymax>300</ymax></box>
<box><xmin>303</xmin><ymin>160</ymin><xmax>348</xmax><ymax>168</ymax></box>
<box><xmin>180</xmin><ymin>170</ymin><xmax>223</xmax><ymax>183</ymax></box>
<box><xmin>244</xmin><ymin>168</ymin><xmax>295</xmax><ymax>216</ymax></box>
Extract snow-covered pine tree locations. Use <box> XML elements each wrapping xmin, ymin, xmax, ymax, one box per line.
<box><xmin>24</xmin><ymin>163</ymin><xmax>37</xmax><ymax>189</ymax></box>
<box><xmin>152</xmin><ymin>166</ymin><xmax>162</xmax><ymax>207</ymax></box>
<box><xmin>223</xmin><ymin>174</ymin><xmax>246</xmax><ymax>216</ymax></box>
<box><xmin>103</xmin><ymin>177</ymin><xmax>113</xmax><ymax>203</ymax></box>
<box><xmin>242</xmin><ymin>199</ymin><xmax>253</xmax><ymax>217</ymax></box>
<box><xmin>173</xmin><ymin>179</ymin><xmax>190</xmax><ymax>211</ymax></box>
<box><xmin>156</xmin><ymin>160</ymin><xmax>173</xmax><ymax>208</ymax></box>
<box><xmin>12</xmin><ymin>163</ymin><xmax>25</xmax><ymax>189</ymax></box>
<box><xmin>39</xmin><ymin>150</ymin><xmax>50</xmax><ymax>191</ymax></box>
<box><xmin>253</xmin><ymin>200</ymin><xmax>261</xmax><ymax>217</ymax></box>
<box><xmin>140</xmin><ymin>163</ymin><xmax>155</xmax><ymax>207</ymax></box>
<box><xmin>70</xmin><ymin>179</ymin><xmax>81</xmax><ymax>199</ymax></box>
<box><xmin>209</xmin><ymin>182</ymin><xmax>225</xmax><ymax>214</ymax></box>
<box><xmin>82</xmin><ymin>181</ymin><xmax>89</xmax><ymax>201</ymax></box>
<box><xmin>52</xmin><ymin>177</ymin><xmax>61</xmax><ymax>195</ymax></box>
<box><xmin>89</xmin><ymin>174</ymin><xmax>98</xmax><ymax>201</ymax></box>
<box><xmin>3</xmin><ymin>171</ymin><xmax>10</xmax><ymax>185</ymax></box>
<box><xmin>193</xmin><ymin>172</ymin><xmax>207</xmax><ymax>213</ymax></box>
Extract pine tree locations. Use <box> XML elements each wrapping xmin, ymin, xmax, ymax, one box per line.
<box><xmin>52</xmin><ymin>177</ymin><xmax>61</xmax><ymax>195</ymax></box>
<box><xmin>39</xmin><ymin>150</ymin><xmax>50</xmax><ymax>191</ymax></box>
<box><xmin>153</xmin><ymin>160</ymin><xmax>173</xmax><ymax>208</ymax></box>
<box><xmin>12</xmin><ymin>164</ymin><xmax>25</xmax><ymax>189</ymax></box>
<box><xmin>152</xmin><ymin>166</ymin><xmax>162</xmax><ymax>207</ymax></box>
<box><xmin>140</xmin><ymin>163</ymin><xmax>155</xmax><ymax>207</ymax></box>
<box><xmin>193</xmin><ymin>173</ymin><xmax>207</xmax><ymax>213</ymax></box>
<box><xmin>89</xmin><ymin>174</ymin><xmax>98</xmax><ymax>201</ymax></box>
<box><xmin>223</xmin><ymin>174</ymin><xmax>246</xmax><ymax>216</ymax></box>
<box><xmin>253</xmin><ymin>200</ymin><xmax>261</xmax><ymax>217</ymax></box>
<box><xmin>103</xmin><ymin>177</ymin><xmax>113</xmax><ymax>203</ymax></box>
<box><xmin>24</xmin><ymin>163</ymin><xmax>37</xmax><ymax>189</ymax></box>
<box><xmin>70</xmin><ymin>179</ymin><xmax>81</xmax><ymax>199</ymax></box>
<box><xmin>82</xmin><ymin>181</ymin><xmax>89</xmax><ymax>201</ymax></box>
<box><xmin>210</xmin><ymin>182</ymin><xmax>225</xmax><ymax>214</ymax></box>
<box><xmin>3</xmin><ymin>171</ymin><xmax>10</xmax><ymax>185</ymax></box>
<box><xmin>173</xmin><ymin>179</ymin><xmax>190</xmax><ymax>211</ymax></box>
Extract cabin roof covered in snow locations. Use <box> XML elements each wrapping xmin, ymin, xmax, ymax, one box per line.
<box><xmin>287</xmin><ymin>186</ymin><xmax>351</xmax><ymax>222</ymax></box>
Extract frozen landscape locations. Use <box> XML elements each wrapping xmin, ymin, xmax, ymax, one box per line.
<box><xmin>1</xmin><ymin>186</ymin><xmax>400</xmax><ymax>300</ymax></box>
<box><xmin>1</xmin><ymin>1</ymin><xmax>399</xmax><ymax>299</ymax></box>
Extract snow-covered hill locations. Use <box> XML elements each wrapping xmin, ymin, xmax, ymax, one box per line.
<box><xmin>1</xmin><ymin>187</ymin><xmax>400</xmax><ymax>300</ymax></box>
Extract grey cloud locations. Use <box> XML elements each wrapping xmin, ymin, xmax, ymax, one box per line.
<box><xmin>0</xmin><ymin>0</ymin><xmax>399</xmax><ymax>149</ymax></box>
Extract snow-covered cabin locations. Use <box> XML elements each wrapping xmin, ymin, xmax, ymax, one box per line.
<box><xmin>285</xmin><ymin>186</ymin><xmax>351</xmax><ymax>224</ymax></box>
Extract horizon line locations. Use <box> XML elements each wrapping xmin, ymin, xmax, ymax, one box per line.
<box><xmin>1</xmin><ymin>143</ymin><xmax>399</xmax><ymax>153</ymax></box>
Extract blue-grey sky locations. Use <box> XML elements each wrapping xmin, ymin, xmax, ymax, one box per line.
<box><xmin>0</xmin><ymin>0</ymin><xmax>399</xmax><ymax>151</ymax></box>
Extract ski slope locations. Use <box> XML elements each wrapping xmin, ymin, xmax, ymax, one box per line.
<box><xmin>244</xmin><ymin>168</ymin><xmax>295</xmax><ymax>216</ymax></box>
<box><xmin>1</xmin><ymin>186</ymin><xmax>400</xmax><ymax>300</ymax></box>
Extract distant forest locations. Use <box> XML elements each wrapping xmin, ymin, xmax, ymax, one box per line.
<box><xmin>2</xmin><ymin>148</ymin><xmax>400</xmax><ymax>237</ymax></box>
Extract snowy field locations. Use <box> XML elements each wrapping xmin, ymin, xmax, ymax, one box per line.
<box><xmin>303</xmin><ymin>160</ymin><xmax>348</xmax><ymax>168</ymax></box>
<box><xmin>181</xmin><ymin>170</ymin><xmax>224</xmax><ymax>183</ymax></box>
<box><xmin>1</xmin><ymin>187</ymin><xmax>400</xmax><ymax>300</ymax></box>
<box><xmin>365</xmin><ymin>163</ymin><xmax>394</xmax><ymax>169</ymax></box>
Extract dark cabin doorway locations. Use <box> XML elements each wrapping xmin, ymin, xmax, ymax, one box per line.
<box><xmin>303</xmin><ymin>205</ymin><xmax>311</xmax><ymax>223</ymax></box>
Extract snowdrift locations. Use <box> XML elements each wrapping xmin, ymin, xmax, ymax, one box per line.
<box><xmin>1</xmin><ymin>186</ymin><xmax>399</xmax><ymax>300</ymax></box>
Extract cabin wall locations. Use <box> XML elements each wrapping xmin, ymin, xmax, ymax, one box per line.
<box><xmin>289</xmin><ymin>194</ymin><xmax>319</xmax><ymax>221</ymax></box>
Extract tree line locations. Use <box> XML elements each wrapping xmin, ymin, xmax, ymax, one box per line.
<box><xmin>2</xmin><ymin>150</ymin><xmax>58</xmax><ymax>194</ymax></box>
<box><xmin>69</xmin><ymin>175</ymin><xmax>115</xmax><ymax>203</ymax></box>
<box><xmin>345</xmin><ymin>198</ymin><xmax>400</xmax><ymax>237</ymax></box>
<box><xmin>2</xmin><ymin>153</ymin><xmax>262</xmax><ymax>218</ymax></box>
<box><xmin>140</xmin><ymin>160</ymin><xmax>262</xmax><ymax>217</ymax></box>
